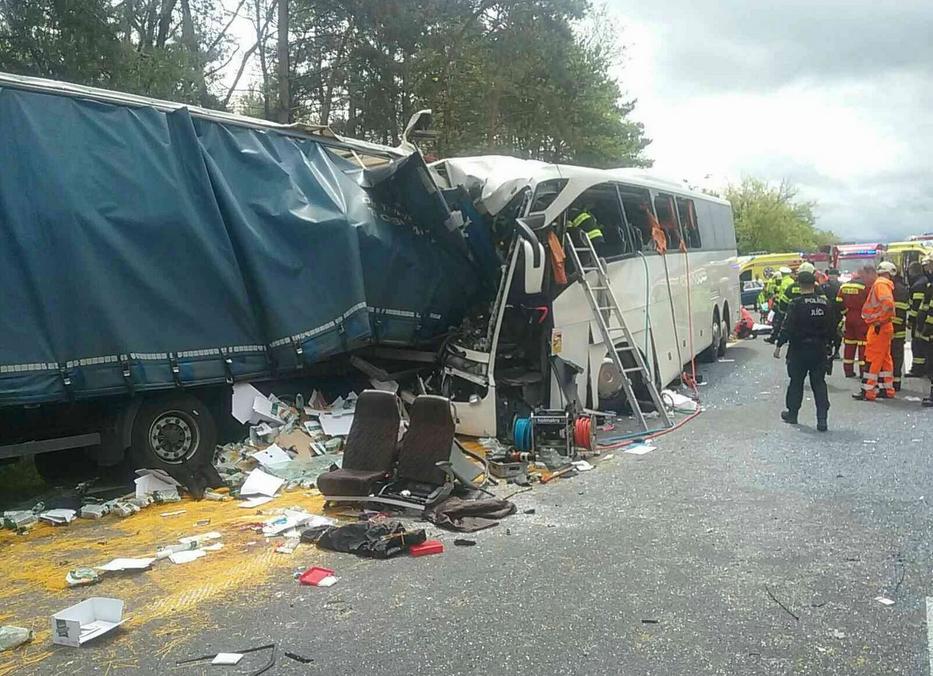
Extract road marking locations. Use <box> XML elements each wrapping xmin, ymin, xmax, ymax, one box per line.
<box><xmin>926</xmin><ymin>597</ymin><xmax>933</xmax><ymax>675</ymax></box>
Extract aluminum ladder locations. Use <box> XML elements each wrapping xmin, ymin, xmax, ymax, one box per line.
<box><xmin>566</xmin><ymin>235</ymin><xmax>673</xmax><ymax>430</ymax></box>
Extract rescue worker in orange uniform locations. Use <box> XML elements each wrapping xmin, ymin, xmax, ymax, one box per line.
<box><xmin>836</xmin><ymin>270</ymin><xmax>869</xmax><ymax>378</ymax></box>
<box><xmin>853</xmin><ymin>262</ymin><xmax>897</xmax><ymax>401</ymax></box>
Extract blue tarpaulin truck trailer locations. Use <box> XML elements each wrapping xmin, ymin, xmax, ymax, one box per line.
<box><xmin>0</xmin><ymin>73</ymin><xmax>491</xmax><ymax>479</ymax></box>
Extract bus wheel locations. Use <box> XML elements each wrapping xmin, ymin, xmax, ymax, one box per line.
<box><xmin>130</xmin><ymin>393</ymin><xmax>217</xmax><ymax>472</ymax></box>
<box><xmin>699</xmin><ymin>312</ymin><xmax>720</xmax><ymax>363</ymax></box>
<box><xmin>717</xmin><ymin>305</ymin><xmax>731</xmax><ymax>357</ymax></box>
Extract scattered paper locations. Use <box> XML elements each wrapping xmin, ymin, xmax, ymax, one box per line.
<box><xmin>212</xmin><ymin>653</ymin><xmax>244</xmax><ymax>665</ymax></box>
<box><xmin>862</xmin><ymin>440</ymin><xmax>877</xmax><ymax>445</ymax></box>
<box><xmin>239</xmin><ymin>496</ymin><xmax>274</xmax><ymax>508</ymax></box>
<box><xmin>874</xmin><ymin>596</ymin><xmax>895</xmax><ymax>605</ymax></box>
<box><xmin>202</xmin><ymin>543</ymin><xmax>224</xmax><ymax>552</ymax></box>
<box><xmin>625</xmin><ymin>443</ymin><xmax>657</xmax><ymax>455</ymax></box>
<box><xmin>240</xmin><ymin>468</ymin><xmax>285</xmax><ymax>497</ymax></box>
<box><xmin>169</xmin><ymin>549</ymin><xmax>206</xmax><ymax>564</ymax></box>
<box><xmin>39</xmin><ymin>509</ymin><xmax>77</xmax><ymax>525</ymax></box>
<box><xmin>571</xmin><ymin>460</ymin><xmax>594</xmax><ymax>472</ymax></box>
<box><xmin>318</xmin><ymin>411</ymin><xmax>354</xmax><ymax>437</ymax></box>
<box><xmin>232</xmin><ymin>382</ymin><xmax>265</xmax><ymax>424</ymax></box>
<box><xmin>717</xmin><ymin>358</ymin><xmax>735</xmax><ymax>362</ymax></box>
<box><xmin>317</xmin><ymin>575</ymin><xmax>338</xmax><ymax>587</ymax></box>
<box><xmin>96</xmin><ymin>557</ymin><xmax>155</xmax><ymax>572</ymax></box>
<box><xmin>904</xmin><ymin>396</ymin><xmax>922</xmax><ymax>402</ymax></box>
<box><xmin>250</xmin><ymin>443</ymin><xmax>292</xmax><ymax>468</ymax></box>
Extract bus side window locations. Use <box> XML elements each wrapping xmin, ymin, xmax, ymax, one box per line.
<box><xmin>619</xmin><ymin>188</ymin><xmax>654</xmax><ymax>251</ymax></box>
<box><xmin>654</xmin><ymin>193</ymin><xmax>682</xmax><ymax>250</ymax></box>
<box><xmin>568</xmin><ymin>183</ymin><xmax>631</xmax><ymax>258</ymax></box>
<box><xmin>676</xmin><ymin>197</ymin><xmax>702</xmax><ymax>249</ymax></box>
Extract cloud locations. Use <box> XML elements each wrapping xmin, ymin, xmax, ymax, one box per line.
<box><xmin>606</xmin><ymin>0</ymin><xmax>933</xmax><ymax>242</ymax></box>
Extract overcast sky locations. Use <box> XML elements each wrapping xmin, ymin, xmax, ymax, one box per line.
<box><xmin>605</xmin><ymin>0</ymin><xmax>933</xmax><ymax>241</ymax></box>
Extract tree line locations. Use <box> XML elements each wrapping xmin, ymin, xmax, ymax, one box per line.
<box><xmin>723</xmin><ymin>178</ymin><xmax>837</xmax><ymax>255</ymax></box>
<box><xmin>0</xmin><ymin>0</ymin><xmax>651</xmax><ymax>167</ymax></box>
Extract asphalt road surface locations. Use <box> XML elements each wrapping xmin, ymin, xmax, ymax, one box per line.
<box><xmin>23</xmin><ymin>338</ymin><xmax>933</xmax><ymax>674</ymax></box>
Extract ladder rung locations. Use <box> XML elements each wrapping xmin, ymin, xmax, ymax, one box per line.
<box><xmin>597</xmin><ymin>305</ymin><xmax>615</xmax><ymax>311</ymax></box>
<box><xmin>590</xmin><ymin>285</ymin><xmax>608</xmax><ymax>290</ymax></box>
<box><xmin>623</xmin><ymin>367</ymin><xmax>644</xmax><ymax>374</ymax></box>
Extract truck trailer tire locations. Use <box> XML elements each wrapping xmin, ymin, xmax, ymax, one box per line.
<box><xmin>129</xmin><ymin>393</ymin><xmax>217</xmax><ymax>472</ymax></box>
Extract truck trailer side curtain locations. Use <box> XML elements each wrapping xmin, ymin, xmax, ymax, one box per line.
<box><xmin>0</xmin><ymin>86</ymin><xmax>487</xmax><ymax>405</ymax></box>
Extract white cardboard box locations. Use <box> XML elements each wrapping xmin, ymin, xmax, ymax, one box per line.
<box><xmin>51</xmin><ymin>597</ymin><xmax>124</xmax><ymax>647</ymax></box>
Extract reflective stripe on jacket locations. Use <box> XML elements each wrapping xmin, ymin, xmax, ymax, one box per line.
<box><xmin>862</xmin><ymin>276</ymin><xmax>895</xmax><ymax>325</ymax></box>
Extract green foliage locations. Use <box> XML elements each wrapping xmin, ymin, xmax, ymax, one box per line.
<box><xmin>724</xmin><ymin>177</ymin><xmax>838</xmax><ymax>255</ymax></box>
<box><xmin>281</xmin><ymin>0</ymin><xmax>651</xmax><ymax>167</ymax></box>
<box><xmin>0</xmin><ymin>0</ymin><xmax>231</xmax><ymax>106</ymax></box>
<box><xmin>0</xmin><ymin>0</ymin><xmax>651</xmax><ymax>167</ymax></box>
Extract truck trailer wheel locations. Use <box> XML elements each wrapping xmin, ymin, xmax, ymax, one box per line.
<box><xmin>130</xmin><ymin>393</ymin><xmax>217</xmax><ymax>472</ymax></box>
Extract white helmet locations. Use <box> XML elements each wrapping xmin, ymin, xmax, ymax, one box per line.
<box><xmin>878</xmin><ymin>261</ymin><xmax>897</xmax><ymax>276</ymax></box>
<box><xmin>772</xmin><ymin>271</ymin><xmax>783</xmax><ymax>280</ymax></box>
<box><xmin>779</xmin><ymin>266</ymin><xmax>792</xmax><ymax>275</ymax></box>
<box><xmin>797</xmin><ymin>262</ymin><xmax>816</xmax><ymax>274</ymax></box>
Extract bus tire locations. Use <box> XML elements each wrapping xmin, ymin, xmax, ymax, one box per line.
<box><xmin>717</xmin><ymin>304</ymin><xmax>731</xmax><ymax>357</ymax></box>
<box><xmin>129</xmin><ymin>393</ymin><xmax>216</xmax><ymax>473</ymax></box>
<box><xmin>699</xmin><ymin>311</ymin><xmax>721</xmax><ymax>363</ymax></box>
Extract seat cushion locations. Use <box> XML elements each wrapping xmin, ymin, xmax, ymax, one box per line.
<box><xmin>317</xmin><ymin>468</ymin><xmax>389</xmax><ymax>497</ymax></box>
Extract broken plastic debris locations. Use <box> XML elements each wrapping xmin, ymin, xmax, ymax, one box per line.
<box><xmin>298</xmin><ymin>566</ymin><xmax>336</xmax><ymax>586</ymax></box>
<box><xmin>0</xmin><ymin>626</ymin><xmax>33</xmax><ymax>652</ymax></box>
<box><xmin>212</xmin><ymin>653</ymin><xmax>244</xmax><ymax>665</ymax></box>
<box><xmin>66</xmin><ymin>568</ymin><xmax>101</xmax><ymax>587</ymax></box>
<box><xmin>571</xmin><ymin>460</ymin><xmax>593</xmax><ymax>472</ymax></box>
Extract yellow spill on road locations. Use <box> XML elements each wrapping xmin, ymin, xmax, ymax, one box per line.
<box><xmin>0</xmin><ymin>491</ymin><xmax>327</xmax><ymax>674</ymax></box>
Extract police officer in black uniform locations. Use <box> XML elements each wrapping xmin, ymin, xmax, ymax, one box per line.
<box><xmin>822</xmin><ymin>268</ymin><xmax>843</xmax><ymax>359</ymax></box>
<box><xmin>773</xmin><ymin>270</ymin><xmax>834</xmax><ymax>432</ymax></box>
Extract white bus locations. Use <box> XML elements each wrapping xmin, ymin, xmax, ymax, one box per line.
<box><xmin>432</xmin><ymin>157</ymin><xmax>740</xmax><ymax>437</ymax></box>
